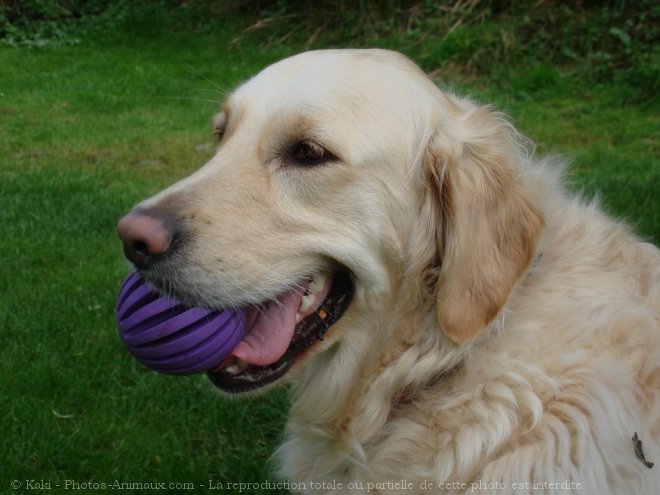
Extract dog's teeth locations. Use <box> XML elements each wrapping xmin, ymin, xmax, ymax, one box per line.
<box><xmin>225</xmin><ymin>359</ymin><xmax>249</xmax><ymax>375</ymax></box>
<box><xmin>308</xmin><ymin>273</ymin><xmax>327</xmax><ymax>293</ymax></box>
<box><xmin>296</xmin><ymin>313</ymin><xmax>302</xmax><ymax>323</ymax></box>
<box><xmin>225</xmin><ymin>364</ymin><xmax>240</xmax><ymax>374</ymax></box>
<box><xmin>299</xmin><ymin>293</ymin><xmax>315</xmax><ymax>312</ymax></box>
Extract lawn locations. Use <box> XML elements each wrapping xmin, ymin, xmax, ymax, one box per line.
<box><xmin>1</xmin><ymin>4</ymin><xmax>658</xmax><ymax>494</ymax></box>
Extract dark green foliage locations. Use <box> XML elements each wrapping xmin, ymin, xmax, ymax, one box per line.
<box><xmin>3</xmin><ymin>1</ymin><xmax>658</xmax><ymax>98</ymax></box>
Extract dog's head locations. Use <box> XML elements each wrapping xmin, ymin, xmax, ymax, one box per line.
<box><xmin>118</xmin><ymin>49</ymin><xmax>543</xmax><ymax>393</ymax></box>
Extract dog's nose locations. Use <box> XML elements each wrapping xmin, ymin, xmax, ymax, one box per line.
<box><xmin>117</xmin><ymin>211</ymin><xmax>173</xmax><ymax>269</ymax></box>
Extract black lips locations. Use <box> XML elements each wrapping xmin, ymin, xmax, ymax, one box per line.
<box><xmin>207</xmin><ymin>269</ymin><xmax>353</xmax><ymax>393</ymax></box>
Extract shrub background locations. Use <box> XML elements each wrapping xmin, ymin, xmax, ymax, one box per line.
<box><xmin>2</xmin><ymin>1</ymin><xmax>658</xmax><ymax>98</ymax></box>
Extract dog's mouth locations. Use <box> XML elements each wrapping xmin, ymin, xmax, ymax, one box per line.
<box><xmin>207</xmin><ymin>268</ymin><xmax>353</xmax><ymax>393</ymax></box>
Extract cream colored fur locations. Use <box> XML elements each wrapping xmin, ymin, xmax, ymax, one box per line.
<box><xmin>137</xmin><ymin>49</ymin><xmax>660</xmax><ymax>494</ymax></box>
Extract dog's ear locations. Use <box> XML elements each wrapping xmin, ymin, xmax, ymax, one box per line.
<box><xmin>425</xmin><ymin>103</ymin><xmax>544</xmax><ymax>344</ymax></box>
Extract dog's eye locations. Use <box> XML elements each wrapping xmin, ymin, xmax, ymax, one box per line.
<box><xmin>288</xmin><ymin>140</ymin><xmax>332</xmax><ymax>166</ymax></box>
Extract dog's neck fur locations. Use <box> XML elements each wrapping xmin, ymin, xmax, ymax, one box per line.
<box><xmin>275</xmin><ymin>156</ymin><xmax>550</xmax><ymax>486</ymax></box>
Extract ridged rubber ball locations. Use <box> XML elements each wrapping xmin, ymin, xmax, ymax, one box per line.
<box><xmin>116</xmin><ymin>272</ymin><xmax>246</xmax><ymax>375</ymax></box>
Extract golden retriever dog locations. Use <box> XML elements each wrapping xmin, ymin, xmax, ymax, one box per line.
<box><xmin>117</xmin><ymin>49</ymin><xmax>660</xmax><ymax>494</ymax></box>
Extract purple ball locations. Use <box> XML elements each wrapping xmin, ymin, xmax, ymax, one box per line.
<box><xmin>116</xmin><ymin>272</ymin><xmax>246</xmax><ymax>375</ymax></box>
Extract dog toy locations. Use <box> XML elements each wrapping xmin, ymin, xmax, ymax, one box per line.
<box><xmin>116</xmin><ymin>272</ymin><xmax>246</xmax><ymax>375</ymax></box>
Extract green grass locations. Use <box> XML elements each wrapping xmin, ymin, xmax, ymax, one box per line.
<box><xmin>1</xmin><ymin>8</ymin><xmax>658</xmax><ymax>495</ymax></box>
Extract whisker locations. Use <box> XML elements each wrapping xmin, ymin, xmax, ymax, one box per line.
<box><xmin>183</xmin><ymin>88</ymin><xmax>228</xmax><ymax>96</ymax></box>
<box><xmin>159</xmin><ymin>96</ymin><xmax>222</xmax><ymax>105</ymax></box>
<box><xmin>185</xmin><ymin>64</ymin><xmax>228</xmax><ymax>94</ymax></box>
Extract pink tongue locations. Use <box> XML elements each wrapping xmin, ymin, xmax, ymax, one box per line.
<box><xmin>230</xmin><ymin>289</ymin><xmax>305</xmax><ymax>366</ymax></box>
